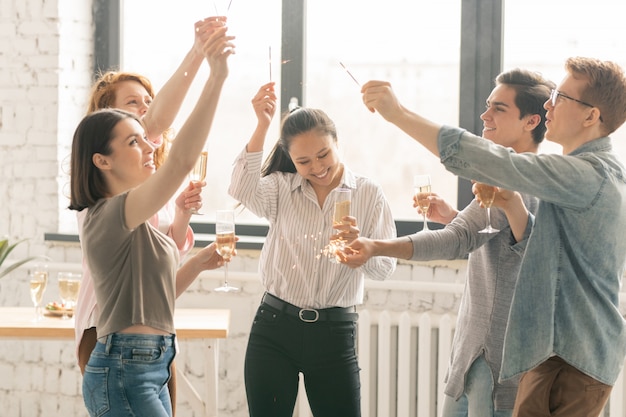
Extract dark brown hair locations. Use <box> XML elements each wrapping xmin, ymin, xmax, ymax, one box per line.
<box><xmin>69</xmin><ymin>109</ymin><xmax>140</xmax><ymax>211</ymax></box>
<box><xmin>261</xmin><ymin>108</ymin><xmax>338</xmax><ymax>176</ymax></box>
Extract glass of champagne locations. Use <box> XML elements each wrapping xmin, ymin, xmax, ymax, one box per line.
<box><xmin>189</xmin><ymin>151</ymin><xmax>208</xmax><ymax>214</ymax></box>
<box><xmin>328</xmin><ymin>188</ymin><xmax>351</xmax><ymax>262</ymax></box>
<box><xmin>413</xmin><ymin>175</ymin><xmax>432</xmax><ymax>231</ymax></box>
<box><xmin>58</xmin><ymin>272</ymin><xmax>82</xmax><ymax>319</ymax></box>
<box><xmin>333</xmin><ymin>188</ymin><xmax>351</xmax><ymax>225</ymax></box>
<box><xmin>29</xmin><ymin>264</ymin><xmax>48</xmax><ymax>322</ymax></box>
<box><xmin>475</xmin><ymin>182</ymin><xmax>500</xmax><ymax>234</ymax></box>
<box><xmin>214</xmin><ymin>209</ymin><xmax>239</xmax><ymax>292</ymax></box>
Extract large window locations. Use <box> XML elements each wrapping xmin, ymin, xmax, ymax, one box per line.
<box><xmin>305</xmin><ymin>0</ymin><xmax>461</xmax><ymax>221</ymax></box>
<box><xmin>120</xmin><ymin>0</ymin><xmax>461</xmax><ymax>228</ymax></box>
<box><xmin>75</xmin><ymin>0</ymin><xmax>625</xmax><ymax>239</ymax></box>
<box><xmin>122</xmin><ymin>0</ymin><xmax>282</xmax><ymax>224</ymax></box>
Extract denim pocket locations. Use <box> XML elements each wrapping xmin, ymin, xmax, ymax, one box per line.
<box><xmin>83</xmin><ymin>365</ymin><xmax>110</xmax><ymax>417</ymax></box>
<box><xmin>127</xmin><ymin>347</ymin><xmax>163</xmax><ymax>364</ymax></box>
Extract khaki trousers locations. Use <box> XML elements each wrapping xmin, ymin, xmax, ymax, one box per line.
<box><xmin>513</xmin><ymin>356</ymin><xmax>612</xmax><ymax>417</ymax></box>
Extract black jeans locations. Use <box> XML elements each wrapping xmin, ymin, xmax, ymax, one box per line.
<box><xmin>244</xmin><ymin>299</ymin><xmax>361</xmax><ymax>417</ymax></box>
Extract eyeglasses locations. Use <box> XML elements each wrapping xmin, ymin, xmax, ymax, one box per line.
<box><xmin>550</xmin><ymin>89</ymin><xmax>594</xmax><ymax>108</ymax></box>
<box><xmin>549</xmin><ymin>89</ymin><xmax>603</xmax><ymax>122</ymax></box>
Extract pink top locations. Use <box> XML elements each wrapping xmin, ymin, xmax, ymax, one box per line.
<box><xmin>74</xmin><ymin>201</ymin><xmax>194</xmax><ymax>361</ymax></box>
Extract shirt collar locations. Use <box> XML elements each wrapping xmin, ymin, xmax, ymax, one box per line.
<box><xmin>568</xmin><ymin>136</ymin><xmax>612</xmax><ymax>156</ymax></box>
<box><xmin>289</xmin><ymin>163</ymin><xmax>357</xmax><ymax>192</ymax></box>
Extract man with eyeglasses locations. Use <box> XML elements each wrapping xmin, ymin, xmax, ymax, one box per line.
<box><xmin>358</xmin><ymin>56</ymin><xmax>626</xmax><ymax>417</ymax></box>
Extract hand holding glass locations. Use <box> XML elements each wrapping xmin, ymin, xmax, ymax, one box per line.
<box><xmin>58</xmin><ymin>272</ymin><xmax>82</xmax><ymax>319</ymax></box>
<box><xmin>413</xmin><ymin>175</ymin><xmax>432</xmax><ymax>231</ymax></box>
<box><xmin>475</xmin><ymin>183</ymin><xmax>500</xmax><ymax>233</ymax></box>
<box><xmin>29</xmin><ymin>264</ymin><xmax>48</xmax><ymax>321</ymax></box>
<box><xmin>214</xmin><ymin>209</ymin><xmax>239</xmax><ymax>292</ymax></box>
<box><xmin>189</xmin><ymin>151</ymin><xmax>208</xmax><ymax>214</ymax></box>
<box><xmin>325</xmin><ymin>188</ymin><xmax>351</xmax><ymax>262</ymax></box>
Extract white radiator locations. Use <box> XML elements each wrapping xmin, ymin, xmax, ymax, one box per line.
<box><xmin>295</xmin><ymin>310</ymin><xmax>455</xmax><ymax>417</ymax></box>
<box><xmin>295</xmin><ymin>309</ymin><xmax>626</xmax><ymax>417</ymax></box>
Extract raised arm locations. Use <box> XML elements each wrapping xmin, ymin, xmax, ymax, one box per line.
<box><xmin>361</xmin><ymin>80</ymin><xmax>442</xmax><ymax>156</ymax></box>
<box><xmin>142</xmin><ymin>17</ymin><xmax>225</xmax><ymax>141</ymax></box>
<box><xmin>246</xmin><ymin>82</ymin><xmax>277</xmax><ymax>152</ymax></box>
<box><xmin>125</xmin><ymin>27</ymin><xmax>234</xmax><ymax>230</ymax></box>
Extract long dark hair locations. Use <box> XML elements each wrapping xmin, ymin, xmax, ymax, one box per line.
<box><xmin>261</xmin><ymin>107</ymin><xmax>338</xmax><ymax>177</ymax></box>
<box><xmin>69</xmin><ymin>108</ymin><xmax>140</xmax><ymax>211</ymax></box>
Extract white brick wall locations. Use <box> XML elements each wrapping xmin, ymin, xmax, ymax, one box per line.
<box><xmin>0</xmin><ymin>0</ymin><xmax>91</xmax><ymax>252</ymax></box>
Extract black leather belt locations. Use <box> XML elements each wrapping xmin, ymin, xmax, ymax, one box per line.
<box><xmin>261</xmin><ymin>292</ymin><xmax>358</xmax><ymax>323</ymax></box>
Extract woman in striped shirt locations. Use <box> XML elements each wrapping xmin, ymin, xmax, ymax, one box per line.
<box><xmin>229</xmin><ymin>82</ymin><xmax>397</xmax><ymax>417</ymax></box>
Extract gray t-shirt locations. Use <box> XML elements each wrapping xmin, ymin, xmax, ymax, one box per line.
<box><xmin>409</xmin><ymin>196</ymin><xmax>536</xmax><ymax>410</ymax></box>
<box><xmin>81</xmin><ymin>192</ymin><xmax>179</xmax><ymax>338</ymax></box>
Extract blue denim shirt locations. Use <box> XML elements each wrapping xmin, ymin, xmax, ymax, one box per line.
<box><xmin>438</xmin><ymin>125</ymin><xmax>626</xmax><ymax>385</ymax></box>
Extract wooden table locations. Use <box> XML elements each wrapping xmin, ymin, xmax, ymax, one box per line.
<box><xmin>0</xmin><ymin>307</ymin><xmax>230</xmax><ymax>417</ymax></box>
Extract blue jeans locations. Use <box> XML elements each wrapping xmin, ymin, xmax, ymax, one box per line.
<box><xmin>442</xmin><ymin>355</ymin><xmax>512</xmax><ymax>417</ymax></box>
<box><xmin>82</xmin><ymin>333</ymin><xmax>176</xmax><ymax>417</ymax></box>
<box><xmin>244</xmin><ymin>300</ymin><xmax>361</xmax><ymax>417</ymax></box>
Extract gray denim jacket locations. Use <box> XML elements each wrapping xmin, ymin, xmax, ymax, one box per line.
<box><xmin>438</xmin><ymin>125</ymin><xmax>626</xmax><ymax>385</ymax></box>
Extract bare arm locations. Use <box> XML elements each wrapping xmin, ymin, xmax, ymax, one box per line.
<box><xmin>125</xmin><ymin>27</ymin><xmax>234</xmax><ymax>229</ymax></box>
<box><xmin>246</xmin><ymin>82</ymin><xmax>277</xmax><ymax>153</ymax></box>
<box><xmin>175</xmin><ymin>242</ymin><xmax>223</xmax><ymax>296</ymax></box>
<box><xmin>167</xmin><ymin>181</ymin><xmax>205</xmax><ymax>249</ymax></box>
<box><xmin>361</xmin><ymin>80</ymin><xmax>442</xmax><ymax>156</ymax></box>
<box><xmin>143</xmin><ymin>18</ymin><xmax>225</xmax><ymax>141</ymax></box>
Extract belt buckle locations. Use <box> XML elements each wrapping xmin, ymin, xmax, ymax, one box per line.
<box><xmin>298</xmin><ymin>308</ymin><xmax>319</xmax><ymax>323</ymax></box>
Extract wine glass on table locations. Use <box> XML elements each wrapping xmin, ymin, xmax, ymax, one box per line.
<box><xmin>189</xmin><ymin>151</ymin><xmax>208</xmax><ymax>214</ymax></box>
<box><xmin>413</xmin><ymin>175</ymin><xmax>432</xmax><ymax>231</ymax></box>
<box><xmin>475</xmin><ymin>182</ymin><xmax>500</xmax><ymax>234</ymax></box>
<box><xmin>214</xmin><ymin>209</ymin><xmax>239</xmax><ymax>292</ymax></box>
<box><xmin>29</xmin><ymin>264</ymin><xmax>48</xmax><ymax>322</ymax></box>
<box><xmin>58</xmin><ymin>272</ymin><xmax>82</xmax><ymax>319</ymax></box>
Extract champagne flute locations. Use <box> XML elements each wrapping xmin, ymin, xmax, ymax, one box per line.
<box><xmin>328</xmin><ymin>188</ymin><xmax>352</xmax><ymax>262</ymax></box>
<box><xmin>214</xmin><ymin>209</ymin><xmax>239</xmax><ymax>292</ymax></box>
<box><xmin>189</xmin><ymin>151</ymin><xmax>208</xmax><ymax>214</ymax></box>
<box><xmin>475</xmin><ymin>182</ymin><xmax>500</xmax><ymax>234</ymax></box>
<box><xmin>58</xmin><ymin>272</ymin><xmax>82</xmax><ymax>319</ymax></box>
<box><xmin>29</xmin><ymin>264</ymin><xmax>48</xmax><ymax>322</ymax></box>
<box><xmin>413</xmin><ymin>175</ymin><xmax>432</xmax><ymax>231</ymax></box>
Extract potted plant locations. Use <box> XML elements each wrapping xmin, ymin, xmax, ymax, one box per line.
<box><xmin>0</xmin><ymin>237</ymin><xmax>49</xmax><ymax>279</ymax></box>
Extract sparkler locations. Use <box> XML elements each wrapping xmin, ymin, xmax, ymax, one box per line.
<box><xmin>339</xmin><ymin>62</ymin><xmax>360</xmax><ymax>87</ymax></box>
<box><xmin>213</xmin><ymin>0</ymin><xmax>232</xmax><ymax>17</ymax></box>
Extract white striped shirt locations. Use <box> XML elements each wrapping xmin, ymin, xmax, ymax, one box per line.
<box><xmin>229</xmin><ymin>149</ymin><xmax>397</xmax><ymax>308</ymax></box>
